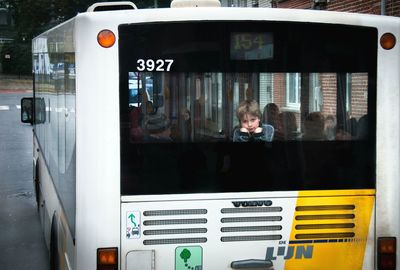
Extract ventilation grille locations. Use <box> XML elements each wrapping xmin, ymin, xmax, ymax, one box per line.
<box><xmin>142</xmin><ymin>208</ymin><xmax>208</xmax><ymax>246</ymax></box>
<box><xmin>220</xmin><ymin>206</ymin><xmax>283</xmax><ymax>242</ymax></box>
<box><xmin>292</xmin><ymin>204</ymin><xmax>356</xmax><ymax>243</ymax></box>
<box><xmin>143</xmin><ymin>209</ymin><xmax>207</xmax><ymax>216</ymax></box>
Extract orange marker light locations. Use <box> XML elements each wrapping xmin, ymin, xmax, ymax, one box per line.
<box><xmin>378</xmin><ymin>237</ymin><xmax>396</xmax><ymax>270</ymax></box>
<box><xmin>380</xmin><ymin>33</ymin><xmax>396</xmax><ymax>50</ymax></box>
<box><xmin>97</xmin><ymin>29</ymin><xmax>116</xmax><ymax>48</ymax></box>
<box><xmin>97</xmin><ymin>247</ymin><xmax>118</xmax><ymax>270</ymax></box>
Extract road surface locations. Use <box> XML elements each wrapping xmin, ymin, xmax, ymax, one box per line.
<box><xmin>0</xmin><ymin>78</ymin><xmax>50</xmax><ymax>270</ymax></box>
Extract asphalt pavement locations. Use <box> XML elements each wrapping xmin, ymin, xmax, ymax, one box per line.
<box><xmin>0</xmin><ymin>77</ymin><xmax>49</xmax><ymax>270</ymax></box>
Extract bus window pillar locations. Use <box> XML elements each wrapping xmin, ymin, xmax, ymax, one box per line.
<box><xmin>300</xmin><ymin>73</ymin><xmax>311</xmax><ymax>131</ymax></box>
<box><xmin>336</xmin><ymin>73</ymin><xmax>349</xmax><ymax>134</ymax></box>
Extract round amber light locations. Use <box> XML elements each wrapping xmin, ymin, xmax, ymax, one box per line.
<box><xmin>380</xmin><ymin>32</ymin><xmax>396</xmax><ymax>50</ymax></box>
<box><xmin>97</xmin><ymin>29</ymin><xmax>116</xmax><ymax>48</ymax></box>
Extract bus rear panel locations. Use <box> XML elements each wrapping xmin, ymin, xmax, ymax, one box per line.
<box><xmin>119</xmin><ymin>19</ymin><xmax>377</xmax><ymax>270</ymax></box>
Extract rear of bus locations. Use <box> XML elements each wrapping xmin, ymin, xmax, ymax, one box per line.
<box><xmin>115</xmin><ymin>7</ymin><xmax>399</xmax><ymax>270</ymax></box>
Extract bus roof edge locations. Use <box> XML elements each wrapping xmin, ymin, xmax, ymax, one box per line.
<box><xmin>171</xmin><ymin>0</ymin><xmax>221</xmax><ymax>8</ymax></box>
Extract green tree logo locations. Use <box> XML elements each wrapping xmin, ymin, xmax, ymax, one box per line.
<box><xmin>176</xmin><ymin>246</ymin><xmax>202</xmax><ymax>270</ymax></box>
<box><xmin>180</xmin><ymin>248</ymin><xmax>191</xmax><ymax>264</ymax></box>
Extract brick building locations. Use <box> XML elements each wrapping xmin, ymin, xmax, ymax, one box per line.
<box><xmin>221</xmin><ymin>0</ymin><xmax>396</xmax><ymax>137</ymax></box>
<box><xmin>222</xmin><ymin>0</ymin><xmax>400</xmax><ymax>16</ymax></box>
<box><xmin>269</xmin><ymin>0</ymin><xmax>399</xmax><ymax>130</ymax></box>
<box><xmin>274</xmin><ymin>0</ymin><xmax>400</xmax><ymax>17</ymax></box>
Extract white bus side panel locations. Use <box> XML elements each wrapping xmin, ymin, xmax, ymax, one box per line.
<box><xmin>34</xmin><ymin>135</ymin><xmax>75</xmax><ymax>270</ymax></box>
<box><xmin>376</xmin><ymin>16</ymin><xmax>400</xmax><ymax>269</ymax></box>
<box><xmin>74</xmin><ymin>13</ymin><xmax>121</xmax><ymax>270</ymax></box>
<box><xmin>32</xmin><ymin>17</ymin><xmax>77</xmax><ymax>270</ymax></box>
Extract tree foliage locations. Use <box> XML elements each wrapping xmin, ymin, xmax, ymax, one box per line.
<box><xmin>1</xmin><ymin>0</ymin><xmax>171</xmax><ymax>74</ymax></box>
<box><xmin>3</xmin><ymin>0</ymin><xmax>91</xmax><ymax>40</ymax></box>
<box><xmin>4</xmin><ymin>0</ymin><xmax>171</xmax><ymax>40</ymax></box>
<box><xmin>0</xmin><ymin>41</ymin><xmax>31</xmax><ymax>74</ymax></box>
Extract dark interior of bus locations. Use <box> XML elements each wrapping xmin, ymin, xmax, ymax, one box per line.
<box><xmin>119</xmin><ymin>21</ymin><xmax>377</xmax><ymax>195</ymax></box>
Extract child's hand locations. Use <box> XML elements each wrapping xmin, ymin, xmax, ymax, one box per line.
<box><xmin>254</xmin><ymin>127</ymin><xmax>263</xmax><ymax>133</ymax></box>
<box><xmin>240</xmin><ymin>128</ymin><xmax>249</xmax><ymax>133</ymax></box>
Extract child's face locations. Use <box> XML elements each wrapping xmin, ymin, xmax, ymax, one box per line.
<box><xmin>240</xmin><ymin>113</ymin><xmax>260</xmax><ymax>133</ymax></box>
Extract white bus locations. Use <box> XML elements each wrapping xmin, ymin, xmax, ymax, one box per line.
<box><xmin>21</xmin><ymin>0</ymin><xmax>400</xmax><ymax>269</ymax></box>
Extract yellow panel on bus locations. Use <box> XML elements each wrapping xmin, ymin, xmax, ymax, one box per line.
<box><xmin>283</xmin><ymin>190</ymin><xmax>375</xmax><ymax>270</ymax></box>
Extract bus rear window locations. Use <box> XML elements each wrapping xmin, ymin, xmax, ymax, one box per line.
<box><xmin>119</xmin><ymin>21</ymin><xmax>376</xmax><ymax>195</ymax></box>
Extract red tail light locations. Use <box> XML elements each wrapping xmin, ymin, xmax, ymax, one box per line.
<box><xmin>97</xmin><ymin>247</ymin><xmax>118</xmax><ymax>270</ymax></box>
<box><xmin>378</xmin><ymin>237</ymin><xmax>396</xmax><ymax>270</ymax></box>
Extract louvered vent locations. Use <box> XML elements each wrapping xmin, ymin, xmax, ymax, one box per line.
<box><xmin>293</xmin><ymin>204</ymin><xmax>356</xmax><ymax>242</ymax></box>
<box><xmin>142</xmin><ymin>209</ymin><xmax>208</xmax><ymax>245</ymax></box>
<box><xmin>220</xmin><ymin>206</ymin><xmax>283</xmax><ymax>242</ymax></box>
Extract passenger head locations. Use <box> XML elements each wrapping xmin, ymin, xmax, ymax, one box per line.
<box><xmin>236</xmin><ymin>99</ymin><xmax>262</xmax><ymax>133</ymax></box>
<box><xmin>324</xmin><ymin>115</ymin><xmax>336</xmax><ymax>140</ymax></box>
<box><xmin>180</xmin><ymin>107</ymin><xmax>190</xmax><ymax>121</ymax></box>
<box><xmin>357</xmin><ymin>114</ymin><xmax>368</xmax><ymax>139</ymax></box>
<box><xmin>279</xmin><ymin>111</ymin><xmax>297</xmax><ymax>140</ymax></box>
<box><xmin>262</xmin><ymin>103</ymin><xmax>280</xmax><ymax>127</ymax></box>
<box><xmin>304</xmin><ymin>112</ymin><xmax>326</xmax><ymax>140</ymax></box>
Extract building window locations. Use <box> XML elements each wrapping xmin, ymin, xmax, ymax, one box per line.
<box><xmin>286</xmin><ymin>73</ymin><xmax>301</xmax><ymax>110</ymax></box>
<box><xmin>309</xmin><ymin>73</ymin><xmax>322</xmax><ymax>112</ymax></box>
<box><xmin>226</xmin><ymin>0</ymin><xmax>248</xmax><ymax>7</ymax></box>
<box><xmin>259</xmin><ymin>73</ymin><xmax>273</xmax><ymax>110</ymax></box>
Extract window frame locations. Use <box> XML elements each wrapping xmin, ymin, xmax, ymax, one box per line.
<box><xmin>285</xmin><ymin>72</ymin><xmax>301</xmax><ymax>110</ymax></box>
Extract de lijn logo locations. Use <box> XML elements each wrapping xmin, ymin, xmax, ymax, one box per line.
<box><xmin>266</xmin><ymin>244</ymin><xmax>314</xmax><ymax>260</ymax></box>
<box><xmin>175</xmin><ymin>246</ymin><xmax>203</xmax><ymax>270</ymax></box>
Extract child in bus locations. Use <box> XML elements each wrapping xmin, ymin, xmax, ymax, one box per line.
<box><xmin>233</xmin><ymin>99</ymin><xmax>274</xmax><ymax>142</ymax></box>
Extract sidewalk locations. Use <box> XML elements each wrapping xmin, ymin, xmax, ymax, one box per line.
<box><xmin>0</xmin><ymin>75</ymin><xmax>33</xmax><ymax>93</ymax></box>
